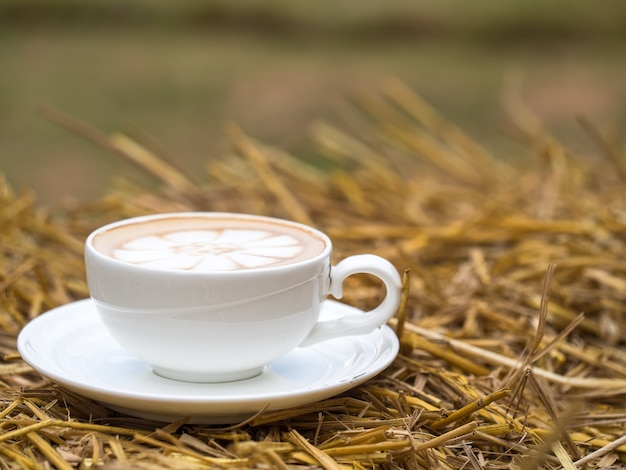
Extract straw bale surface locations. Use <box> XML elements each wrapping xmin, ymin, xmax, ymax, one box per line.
<box><xmin>1</xmin><ymin>82</ymin><xmax>626</xmax><ymax>468</ymax></box>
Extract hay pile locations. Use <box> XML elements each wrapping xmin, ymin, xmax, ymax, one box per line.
<box><xmin>1</xmin><ymin>81</ymin><xmax>625</xmax><ymax>468</ymax></box>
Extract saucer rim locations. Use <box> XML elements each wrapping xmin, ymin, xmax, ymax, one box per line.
<box><xmin>17</xmin><ymin>298</ymin><xmax>399</xmax><ymax>421</ymax></box>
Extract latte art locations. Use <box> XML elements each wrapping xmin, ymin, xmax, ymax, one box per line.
<box><xmin>112</xmin><ymin>229</ymin><xmax>309</xmax><ymax>271</ymax></box>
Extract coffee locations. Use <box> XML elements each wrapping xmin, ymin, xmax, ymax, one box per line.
<box><xmin>92</xmin><ymin>215</ymin><xmax>327</xmax><ymax>272</ymax></box>
<box><xmin>85</xmin><ymin>212</ymin><xmax>401</xmax><ymax>382</ymax></box>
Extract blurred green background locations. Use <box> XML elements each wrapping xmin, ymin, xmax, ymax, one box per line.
<box><xmin>2</xmin><ymin>0</ymin><xmax>626</xmax><ymax>203</ymax></box>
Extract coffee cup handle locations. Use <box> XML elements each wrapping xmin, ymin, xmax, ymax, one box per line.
<box><xmin>299</xmin><ymin>254</ymin><xmax>401</xmax><ymax>346</ymax></box>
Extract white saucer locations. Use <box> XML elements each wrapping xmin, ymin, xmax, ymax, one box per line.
<box><xmin>18</xmin><ymin>299</ymin><xmax>399</xmax><ymax>424</ymax></box>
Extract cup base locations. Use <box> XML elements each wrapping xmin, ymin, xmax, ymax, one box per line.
<box><xmin>152</xmin><ymin>365</ymin><xmax>265</xmax><ymax>383</ymax></box>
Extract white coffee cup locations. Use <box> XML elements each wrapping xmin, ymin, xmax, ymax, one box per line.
<box><xmin>85</xmin><ymin>212</ymin><xmax>401</xmax><ymax>383</ymax></box>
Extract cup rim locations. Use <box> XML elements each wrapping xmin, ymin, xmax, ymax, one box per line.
<box><xmin>85</xmin><ymin>212</ymin><xmax>332</xmax><ymax>276</ymax></box>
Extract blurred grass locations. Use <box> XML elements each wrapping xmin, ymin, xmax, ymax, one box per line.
<box><xmin>2</xmin><ymin>0</ymin><xmax>626</xmax><ymax>40</ymax></box>
<box><xmin>1</xmin><ymin>0</ymin><xmax>625</xmax><ymax>202</ymax></box>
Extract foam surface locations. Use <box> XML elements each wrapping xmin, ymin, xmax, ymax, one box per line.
<box><xmin>112</xmin><ymin>229</ymin><xmax>308</xmax><ymax>271</ymax></box>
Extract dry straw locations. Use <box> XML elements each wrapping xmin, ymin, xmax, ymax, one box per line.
<box><xmin>1</xmin><ymin>81</ymin><xmax>625</xmax><ymax>468</ymax></box>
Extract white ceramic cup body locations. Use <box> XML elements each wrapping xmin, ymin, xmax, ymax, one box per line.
<box><xmin>85</xmin><ymin>212</ymin><xmax>401</xmax><ymax>382</ymax></box>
